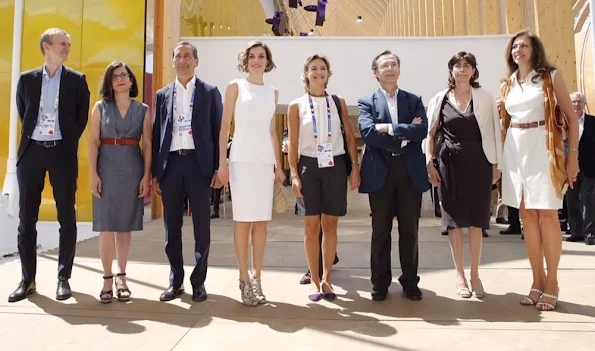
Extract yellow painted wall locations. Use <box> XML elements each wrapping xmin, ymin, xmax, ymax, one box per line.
<box><xmin>0</xmin><ymin>0</ymin><xmax>15</xmax><ymax>199</ymax></box>
<box><xmin>3</xmin><ymin>0</ymin><xmax>147</xmax><ymax>222</ymax></box>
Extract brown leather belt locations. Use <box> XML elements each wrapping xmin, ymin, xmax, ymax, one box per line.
<box><xmin>510</xmin><ymin>120</ymin><xmax>546</xmax><ymax>129</ymax></box>
<box><xmin>100</xmin><ymin>138</ymin><xmax>139</xmax><ymax>146</ymax></box>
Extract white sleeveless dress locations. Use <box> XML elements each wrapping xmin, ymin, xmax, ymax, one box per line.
<box><xmin>501</xmin><ymin>70</ymin><xmax>562</xmax><ymax>210</ymax></box>
<box><xmin>228</xmin><ymin>79</ymin><xmax>277</xmax><ymax>221</ymax></box>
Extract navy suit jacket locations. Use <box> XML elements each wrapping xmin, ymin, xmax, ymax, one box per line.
<box><xmin>152</xmin><ymin>78</ymin><xmax>222</xmax><ymax>181</ymax></box>
<box><xmin>358</xmin><ymin>89</ymin><xmax>430</xmax><ymax>194</ymax></box>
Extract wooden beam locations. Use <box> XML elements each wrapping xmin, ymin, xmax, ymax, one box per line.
<box><xmin>420</xmin><ymin>0</ymin><xmax>427</xmax><ymax>36</ymax></box>
<box><xmin>442</xmin><ymin>0</ymin><xmax>454</xmax><ymax>36</ymax></box>
<box><xmin>413</xmin><ymin>0</ymin><xmax>419</xmax><ymax>36</ymax></box>
<box><xmin>426</xmin><ymin>0</ymin><xmax>435</xmax><ymax>36</ymax></box>
<box><xmin>505</xmin><ymin>0</ymin><xmax>523</xmax><ymax>34</ymax></box>
<box><xmin>453</xmin><ymin>0</ymin><xmax>466</xmax><ymax>35</ymax></box>
<box><xmin>466</xmin><ymin>0</ymin><xmax>480</xmax><ymax>35</ymax></box>
<box><xmin>433</xmin><ymin>0</ymin><xmax>444</xmax><ymax>36</ymax></box>
<box><xmin>533</xmin><ymin>0</ymin><xmax>577</xmax><ymax>90</ymax></box>
<box><xmin>483</xmin><ymin>0</ymin><xmax>500</xmax><ymax>34</ymax></box>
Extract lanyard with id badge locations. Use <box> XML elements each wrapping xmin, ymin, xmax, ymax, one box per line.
<box><xmin>37</xmin><ymin>86</ymin><xmax>60</xmax><ymax>136</ymax></box>
<box><xmin>309</xmin><ymin>93</ymin><xmax>334</xmax><ymax>168</ymax></box>
<box><xmin>174</xmin><ymin>81</ymin><xmax>196</xmax><ymax>136</ymax></box>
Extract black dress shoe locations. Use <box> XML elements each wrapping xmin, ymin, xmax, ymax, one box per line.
<box><xmin>210</xmin><ymin>212</ymin><xmax>219</xmax><ymax>219</ymax></box>
<box><xmin>8</xmin><ymin>281</ymin><xmax>36</xmax><ymax>302</ymax></box>
<box><xmin>566</xmin><ymin>235</ymin><xmax>584</xmax><ymax>242</ymax></box>
<box><xmin>160</xmin><ymin>284</ymin><xmax>185</xmax><ymax>301</ymax></box>
<box><xmin>371</xmin><ymin>288</ymin><xmax>388</xmax><ymax>301</ymax></box>
<box><xmin>500</xmin><ymin>226</ymin><xmax>522</xmax><ymax>235</ymax></box>
<box><xmin>192</xmin><ymin>284</ymin><xmax>208</xmax><ymax>302</ymax></box>
<box><xmin>482</xmin><ymin>230</ymin><xmax>489</xmax><ymax>238</ymax></box>
<box><xmin>299</xmin><ymin>271</ymin><xmax>311</xmax><ymax>285</ymax></box>
<box><xmin>496</xmin><ymin>217</ymin><xmax>508</xmax><ymax>224</ymax></box>
<box><xmin>584</xmin><ymin>235</ymin><xmax>595</xmax><ymax>245</ymax></box>
<box><xmin>403</xmin><ymin>286</ymin><xmax>423</xmax><ymax>300</ymax></box>
<box><xmin>56</xmin><ymin>279</ymin><xmax>72</xmax><ymax>301</ymax></box>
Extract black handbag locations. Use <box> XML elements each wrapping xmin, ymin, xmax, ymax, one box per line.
<box><xmin>331</xmin><ymin>94</ymin><xmax>352</xmax><ymax>176</ymax></box>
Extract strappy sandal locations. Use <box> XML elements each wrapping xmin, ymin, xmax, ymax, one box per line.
<box><xmin>470</xmin><ymin>279</ymin><xmax>485</xmax><ymax>299</ymax></box>
<box><xmin>536</xmin><ymin>291</ymin><xmax>559</xmax><ymax>311</ymax></box>
<box><xmin>99</xmin><ymin>275</ymin><xmax>114</xmax><ymax>304</ymax></box>
<box><xmin>520</xmin><ymin>288</ymin><xmax>543</xmax><ymax>306</ymax></box>
<box><xmin>115</xmin><ymin>273</ymin><xmax>131</xmax><ymax>302</ymax></box>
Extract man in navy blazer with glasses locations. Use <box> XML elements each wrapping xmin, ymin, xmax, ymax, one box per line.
<box><xmin>358</xmin><ymin>50</ymin><xmax>429</xmax><ymax>302</ymax></box>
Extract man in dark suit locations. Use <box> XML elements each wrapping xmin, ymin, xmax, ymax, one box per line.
<box><xmin>565</xmin><ymin>92</ymin><xmax>595</xmax><ymax>245</ymax></box>
<box><xmin>152</xmin><ymin>41</ymin><xmax>222</xmax><ymax>302</ymax></box>
<box><xmin>8</xmin><ymin>28</ymin><xmax>90</xmax><ymax>302</ymax></box>
<box><xmin>358</xmin><ymin>50</ymin><xmax>429</xmax><ymax>301</ymax></box>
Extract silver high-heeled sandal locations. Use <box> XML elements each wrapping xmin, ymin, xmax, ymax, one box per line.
<box><xmin>520</xmin><ymin>288</ymin><xmax>543</xmax><ymax>306</ymax></box>
<box><xmin>470</xmin><ymin>279</ymin><xmax>485</xmax><ymax>299</ymax></box>
<box><xmin>456</xmin><ymin>279</ymin><xmax>471</xmax><ymax>298</ymax></box>
<box><xmin>239</xmin><ymin>280</ymin><xmax>259</xmax><ymax>306</ymax></box>
<box><xmin>250</xmin><ymin>275</ymin><xmax>266</xmax><ymax>304</ymax></box>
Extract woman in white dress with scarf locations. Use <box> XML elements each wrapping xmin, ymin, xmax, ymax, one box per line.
<box><xmin>500</xmin><ymin>30</ymin><xmax>579</xmax><ymax>311</ymax></box>
<box><xmin>218</xmin><ymin>41</ymin><xmax>285</xmax><ymax>306</ymax></box>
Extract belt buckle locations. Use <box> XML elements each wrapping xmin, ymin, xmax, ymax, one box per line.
<box><xmin>43</xmin><ymin>140</ymin><xmax>55</xmax><ymax>148</ymax></box>
<box><xmin>113</xmin><ymin>137</ymin><xmax>121</xmax><ymax>146</ymax></box>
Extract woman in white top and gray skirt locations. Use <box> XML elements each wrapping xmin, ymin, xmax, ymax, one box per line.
<box><xmin>218</xmin><ymin>41</ymin><xmax>285</xmax><ymax>306</ymax></box>
<box><xmin>287</xmin><ymin>54</ymin><xmax>360</xmax><ymax>301</ymax></box>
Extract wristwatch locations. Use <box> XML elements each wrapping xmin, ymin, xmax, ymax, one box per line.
<box><xmin>352</xmin><ymin>160</ymin><xmax>360</xmax><ymax>166</ymax></box>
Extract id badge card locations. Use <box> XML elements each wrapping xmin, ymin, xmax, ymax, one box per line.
<box><xmin>177</xmin><ymin>113</ymin><xmax>192</xmax><ymax>136</ymax></box>
<box><xmin>38</xmin><ymin>113</ymin><xmax>57</xmax><ymax>136</ymax></box>
<box><xmin>316</xmin><ymin>143</ymin><xmax>334</xmax><ymax>168</ymax></box>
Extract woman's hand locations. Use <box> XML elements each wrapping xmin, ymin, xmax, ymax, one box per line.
<box><xmin>566</xmin><ymin>154</ymin><xmax>580</xmax><ymax>188</ymax></box>
<box><xmin>139</xmin><ymin>174</ymin><xmax>151</xmax><ymax>198</ymax></box>
<box><xmin>349</xmin><ymin>166</ymin><xmax>361</xmax><ymax>190</ymax></box>
<box><xmin>218</xmin><ymin>163</ymin><xmax>230</xmax><ymax>187</ymax></box>
<box><xmin>427</xmin><ymin>161</ymin><xmax>441</xmax><ymax>186</ymax></box>
<box><xmin>274</xmin><ymin>167</ymin><xmax>286</xmax><ymax>184</ymax></box>
<box><xmin>291</xmin><ymin>174</ymin><xmax>303</xmax><ymax>198</ymax></box>
<box><xmin>91</xmin><ymin>173</ymin><xmax>102</xmax><ymax>198</ymax></box>
<box><xmin>492</xmin><ymin>165</ymin><xmax>501</xmax><ymax>185</ymax></box>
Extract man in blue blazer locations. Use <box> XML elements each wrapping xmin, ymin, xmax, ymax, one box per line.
<box><xmin>358</xmin><ymin>50</ymin><xmax>429</xmax><ymax>301</ymax></box>
<box><xmin>152</xmin><ymin>41</ymin><xmax>222</xmax><ymax>302</ymax></box>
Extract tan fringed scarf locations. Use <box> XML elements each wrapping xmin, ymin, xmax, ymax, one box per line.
<box><xmin>500</xmin><ymin>71</ymin><xmax>568</xmax><ymax>198</ymax></box>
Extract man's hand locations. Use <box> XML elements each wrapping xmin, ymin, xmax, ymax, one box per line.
<box><xmin>152</xmin><ymin>177</ymin><xmax>162</xmax><ymax>197</ymax></box>
<box><xmin>412</xmin><ymin>117</ymin><xmax>422</xmax><ymax>125</ymax></box>
<box><xmin>375</xmin><ymin>124</ymin><xmax>389</xmax><ymax>134</ymax></box>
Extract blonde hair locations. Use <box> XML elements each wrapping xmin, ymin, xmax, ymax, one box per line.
<box><xmin>237</xmin><ymin>41</ymin><xmax>276</xmax><ymax>73</ymax></box>
<box><xmin>301</xmin><ymin>54</ymin><xmax>333</xmax><ymax>92</ymax></box>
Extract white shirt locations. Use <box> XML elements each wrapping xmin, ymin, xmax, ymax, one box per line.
<box><xmin>295</xmin><ymin>94</ymin><xmax>345</xmax><ymax>158</ymax></box>
<box><xmin>376</xmin><ymin>88</ymin><xmax>407</xmax><ymax>147</ymax></box>
<box><xmin>170</xmin><ymin>76</ymin><xmax>197</xmax><ymax>152</ymax></box>
<box><xmin>579</xmin><ymin>113</ymin><xmax>585</xmax><ymax>140</ymax></box>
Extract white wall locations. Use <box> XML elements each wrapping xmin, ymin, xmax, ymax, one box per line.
<box><xmin>183</xmin><ymin>35</ymin><xmax>511</xmax><ymax>108</ymax></box>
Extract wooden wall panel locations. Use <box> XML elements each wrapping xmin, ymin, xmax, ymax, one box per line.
<box><xmin>483</xmin><ymin>0</ymin><xmax>500</xmax><ymax>34</ymax></box>
<box><xmin>413</xmin><ymin>0</ymin><xmax>420</xmax><ymax>36</ymax></box>
<box><xmin>420</xmin><ymin>0</ymin><xmax>427</xmax><ymax>36</ymax></box>
<box><xmin>426</xmin><ymin>0</ymin><xmax>435</xmax><ymax>36</ymax></box>
<box><xmin>442</xmin><ymin>0</ymin><xmax>454</xmax><ymax>36</ymax></box>
<box><xmin>505</xmin><ymin>0</ymin><xmax>523</xmax><ymax>34</ymax></box>
<box><xmin>433</xmin><ymin>0</ymin><xmax>444</xmax><ymax>36</ymax></box>
<box><xmin>453</xmin><ymin>0</ymin><xmax>466</xmax><ymax>35</ymax></box>
<box><xmin>466</xmin><ymin>0</ymin><xmax>480</xmax><ymax>35</ymax></box>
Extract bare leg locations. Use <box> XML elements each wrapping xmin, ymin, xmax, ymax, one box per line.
<box><xmin>304</xmin><ymin>215</ymin><xmax>322</xmax><ymax>290</ymax></box>
<box><xmin>448</xmin><ymin>228</ymin><xmax>469</xmax><ymax>296</ymax></box>
<box><xmin>250</xmin><ymin>222</ymin><xmax>268</xmax><ymax>279</ymax></box>
<box><xmin>537</xmin><ymin>209</ymin><xmax>562</xmax><ymax>309</ymax></box>
<box><xmin>469</xmin><ymin>226</ymin><xmax>484</xmax><ymax>295</ymax></box>
<box><xmin>99</xmin><ymin>232</ymin><xmax>115</xmax><ymax>291</ymax></box>
<box><xmin>519</xmin><ymin>199</ymin><xmax>546</xmax><ymax>304</ymax></box>
<box><xmin>234</xmin><ymin>222</ymin><xmax>252</xmax><ymax>283</ymax></box>
<box><xmin>115</xmin><ymin>232</ymin><xmax>132</xmax><ymax>297</ymax></box>
<box><xmin>320</xmin><ymin>214</ymin><xmax>338</xmax><ymax>292</ymax></box>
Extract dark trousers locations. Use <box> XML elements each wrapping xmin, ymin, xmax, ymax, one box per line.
<box><xmin>567</xmin><ymin>173</ymin><xmax>595</xmax><ymax>238</ymax></box>
<box><xmin>212</xmin><ymin>187</ymin><xmax>221</xmax><ymax>213</ymax></box>
<box><xmin>17</xmin><ymin>143</ymin><xmax>78</xmax><ymax>282</ymax></box>
<box><xmin>160</xmin><ymin>153</ymin><xmax>211</xmax><ymax>288</ymax></box>
<box><xmin>507</xmin><ymin>206</ymin><xmax>520</xmax><ymax>228</ymax></box>
<box><xmin>368</xmin><ymin>156</ymin><xmax>422</xmax><ymax>291</ymax></box>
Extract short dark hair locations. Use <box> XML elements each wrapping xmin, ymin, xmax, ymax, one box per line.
<box><xmin>99</xmin><ymin>61</ymin><xmax>139</xmax><ymax>101</ymax></box>
<box><xmin>301</xmin><ymin>54</ymin><xmax>332</xmax><ymax>92</ymax></box>
<box><xmin>237</xmin><ymin>40</ymin><xmax>276</xmax><ymax>73</ymax></box>
<box><xmin>371</xmin><ymin>50</ymin><xmax>400</xmax><ymax>70</ymax></box>
<box><xmin>447</xmin><ymin>51</ymin><xmax>481</xmax><ymax>90</ymax></box>
<box><xmin>172</xmin><ymin>41</ymin><xmax>198</xmax><ymax>59</ymax></box>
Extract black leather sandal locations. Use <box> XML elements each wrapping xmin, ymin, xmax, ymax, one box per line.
<box><xmin>115</xmin><ymin>273</ymin><xmax>131</xmax><ymax>301</ymax></box>
<box><xmin>100</xmin><ymin>275</ymin><xmax>114</xmax><ymax>304</ymax></box>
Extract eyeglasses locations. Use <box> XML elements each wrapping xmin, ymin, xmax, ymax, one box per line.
<box><xmin>111</xmin><ymin>72</ymin><xmax>130</xmax><ymax>81</ymax></box>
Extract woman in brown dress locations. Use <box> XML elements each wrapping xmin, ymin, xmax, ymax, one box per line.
<box><xmin>425</xmin><ymin>52</ymin><xmax>502</xmax><ymax>299</ymax></box>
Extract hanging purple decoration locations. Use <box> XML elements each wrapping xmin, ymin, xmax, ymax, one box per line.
<box><xmin>303</xmin><ymin>4</ymin><xmax>317</xmax><ymax>12</ymax></box>
<box><xmin>272</xmin><ymin>11</ymin><xmax>283</xmax><ymax>36</ymax></box>
<box><xmin>315</xmin><ymin>0</ymin><xmax>327</xmax><ymax>26</ymax></box>
<box><xmin>299</xmin><ymin>32</ymin><xmax>308</xmax><ymax>36</ymax></box>
<box><xmin>265</xmin><ymin>18</ymin><xmax>274</xmax><ymax>24</ymax></box>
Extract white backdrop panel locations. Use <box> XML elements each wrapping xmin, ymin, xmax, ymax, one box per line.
<box><xmin>183</xmin><ymin>36</ymin><xmax>511</xmax><ymax>107</ymax></box>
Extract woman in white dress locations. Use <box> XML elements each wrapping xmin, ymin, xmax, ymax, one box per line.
<box><xmin>500</xmin><ymin>30</ymin><xmax>579</xmax><ymax>311</ymax></box>
<box><xmin>287</xmin><ymin>54</ymin><xmax>360</xmax><ymax>301</ymax></box>
<box><xmin>217</xmin><ymin>41</ymin><xmax>285</xmax><ymax>306</ymax></box>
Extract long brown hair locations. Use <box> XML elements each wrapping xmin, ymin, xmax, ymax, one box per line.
<box><xmin>504</xmin><ymin>30</ymin><xmax>556</xmax><ymax>83</ymax></box>
<box><xmin>447</xmin><ymin>51</ymin><xmax>480</xmax><ymax>90</ymax></box>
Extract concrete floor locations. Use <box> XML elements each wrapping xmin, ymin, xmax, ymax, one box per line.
<box><xmin>0</xmin><ymin>189</ymin><xmax>594</xmax><ymax>351</ymax></box>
